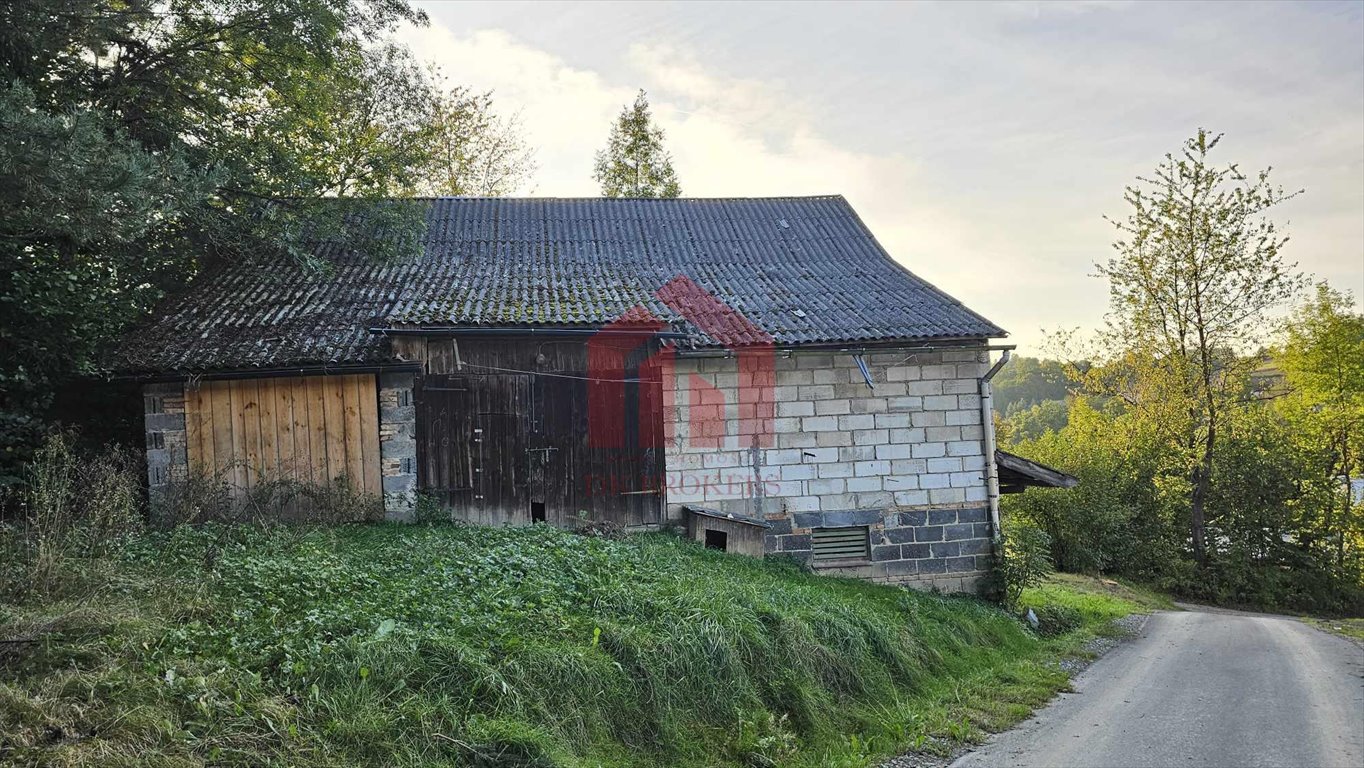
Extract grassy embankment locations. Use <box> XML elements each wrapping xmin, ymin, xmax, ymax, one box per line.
<box><xmin>1</xmin><ymin>524</ymin><xmax>1153</xmax><ymax>767</ymax></box>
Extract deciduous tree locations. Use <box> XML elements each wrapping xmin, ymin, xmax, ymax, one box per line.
<box><xmin>1093</xmin><ymin>129</ymin><xmax>1306</xmax><ymax>565</ymax></box>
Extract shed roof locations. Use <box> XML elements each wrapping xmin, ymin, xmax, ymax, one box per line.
<box><xmin>995</xmin><ymin>450</ymin><xmax>1080</xmax><ymax>493</ymax></box>
<box><xmin>116</xmin><ymin>196</ymin><xmax>1005</xmax><ymax>374</ymax></box>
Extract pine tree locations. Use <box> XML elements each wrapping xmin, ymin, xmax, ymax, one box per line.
<box><xmin>593</xmin><ymin>90</ymin><xmax>681</xmax><ymax>198</ymax></box>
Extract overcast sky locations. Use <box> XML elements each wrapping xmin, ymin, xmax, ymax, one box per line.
<box><xmin>401</xmin><ymin>0</ymin><xmax>1364</xmax><ymax>354</ymax></box>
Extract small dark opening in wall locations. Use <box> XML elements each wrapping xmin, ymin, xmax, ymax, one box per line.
<box><xmin>531</xmin><ymin>501</ymin><xmax>546</xmax><ymax>524</ymax></box>
<box><xmin>704</xmin><ymin>529</ymin><xmax>728</xmax><ymax>551</ymax></box>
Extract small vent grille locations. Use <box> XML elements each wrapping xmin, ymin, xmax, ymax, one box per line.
<box><xmin>811</xmin><ymin>526</ymin><xmax>869</xmax><ymax>562</ymax></box>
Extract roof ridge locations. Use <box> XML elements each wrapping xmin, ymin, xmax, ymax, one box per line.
<box><xmin>410</xmin><ymin>194</ymin><xmax>851</xmax><ymax>202</ymax></box>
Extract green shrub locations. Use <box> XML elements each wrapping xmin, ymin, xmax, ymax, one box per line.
<box><xmin>997</xmin><ymin>523</ymin><xmax>1054</xmax><ymax>610</ymax></box>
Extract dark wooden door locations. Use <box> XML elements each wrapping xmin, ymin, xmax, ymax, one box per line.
<box><xmin>417</xmin><ymin>369</ymin><xmax>663</xmax><ymax>528</ymax></box>
<box><xmin>417</xmin><ymin>373</ymin><xmax>531</xmax><ymax>525</ymax></box>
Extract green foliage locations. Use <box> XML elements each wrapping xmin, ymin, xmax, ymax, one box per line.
<box><xmin>593</xmin><ymin>90</ymin><xmax>682</xmax><ymax>198</ymax></box>
<box><xmin>0</xmin><ymin>521</ymin><xmax>1097</xmax><ymax>767</ymax></box>
<box><xmin>992</xmin><ymin>357</ymin><xmax>1077</xmax><ymax>414</ymax></box>
<box><xmin>997</xmin><ymin>523</ymin><xmax>1054</xmax><ymax>610</ymax></box>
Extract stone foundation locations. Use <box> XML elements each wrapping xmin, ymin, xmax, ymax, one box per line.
<box><xmin>143</xmin><ymin>382</ymin><xmax>188</xmax><ymax>501</ymax></box>
<box><xmin>378</xmin><ymin>372</ymin><xmax>417</xmax><ymax>520</ymax></box>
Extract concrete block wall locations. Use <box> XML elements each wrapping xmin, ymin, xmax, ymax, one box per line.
<box><xmin>378</xmin><ymin>372</ymin><xmax>417</xmax><ymax>520</ymax></box>
<box><xmin>663</xmin><ymin>349</ymin><xmax>994</xmax><ymax>592</ymax></box>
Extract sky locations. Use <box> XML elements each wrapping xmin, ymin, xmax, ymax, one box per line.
<box><xmin>400</xmin><ymin>0</ymin><xmax>1364</xmax><ymax>354</ymax></box>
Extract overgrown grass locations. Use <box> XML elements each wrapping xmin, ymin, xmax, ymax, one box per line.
<box><xmin>1</xmin><ymin>524</ymin><xmax>1143</xmax><ymax>767</ymax></box>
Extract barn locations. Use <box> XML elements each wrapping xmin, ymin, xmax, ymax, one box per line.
<box><xmin>117</xmin><ymin>195</ymin><xmax>1066</xmax><ymax>593</ymax></box>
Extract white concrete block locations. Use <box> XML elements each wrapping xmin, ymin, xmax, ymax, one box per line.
<box><xmin>946</xmin><ymin>409</ymin><xmax>980</xmax><ymax>426</ymax></box>
<box><xmin>798</xmin><ymin>384</ymin><xmax>836</xmax><ymax>400</ymax></box>
<box><xmin>951</xmin><ymin>471</ymin><xmax>982</xmax><ymax>488</ymax></box>
<box><xmin>802</xmin><ymin>415</ymin><xmax>838</xmax><ymax>431</ymax></box>
<box><xmin>927</xmin><ymin>457</ymin><xmax>963</xmax><ymax>473</ymax></box>
<box><xmin>894</xmin><ymin>490</ymin><xmax>929</xmax><ymax>506</ymax></box>
<box><xmin>926</xmin><ymin>426</ymin><xmax>962</xmax><ymax>442</ymax></box>
<box><xmin>905</xmin><ymin>380</ymin><xmax>943</xmax><ymax>396</ymax></box>
<box><xmin>961</xmin><ymin>425</ymin><xmax>984</xmax><ymax>440</ymax></box>
<box><xmin>779</xmin><ymin>463</ymin><xmax>818</xmax><ymax>481</ymax></box>
<box><xmin>840</xmin><ymin>445</ymin><xmax>876</xmax><ymax>462</ymax></box>
<box><xmin>943</xmin><ymin>379</ymin><xmax>977</xmax><ymax>395</ymax></box>
<box><xmin>785</xmin><ymin>496</ymin><xmax>820</xmax><ymax>512</ymax></box>
<box><xmin>912</xmin><ymin>442</ymin><xmax>947</xmax><ymax>459</ymax></box>
<box><xmin>847</xmin><ymin>476</ymin><xmax>883</xmax><ymax>493</ymax></box>
<box><xmin>965</xmin><ymin>486</ymin><xmax>988</xmax><ymax>502</ymax></box>
<box><xmin>851</xmin><ymin>459</ymin><xmax>890</xmax><ymax>477</ymax></box>
<box><xmin>703</xmin><ymin>452</ymin><xmax>742</xmax><ymax>469</ymax></box>
<box><xmin>888</xmin><ymin>428</ymin><xmax>925</xmax><ymax>445</ymax></box>
<box><xmin>809</xmin><ymin>478</ymin><xmax>845</xmax><ymax>495</ymax></box>
<box><xmin>815</xmin><ymin>399</ymin><xmax>852</xmax><ymax>416</ymax></box>
<box><xmin>839</xmin><ymin>414</ymin><xmax>876</xmax><ymax>431</ymax></box>
<box><xmin>764</xmin><ymin>448</ymin><xmax>805</xmax><ymax>466</ymax></box>
<box><xmin>852</xmin><ymin>428</ymin><xmax>889</xmax><ymax>445</ymax></box>
<box><xmin>947</xmin><ymin>440</ymin><xmax>981</xmax><ymax>457</ymax></box>
<box><xmin>875</xmin><ymin>443</ymin><xmax>912</xmax><ymax>460</ymax></box>
<box><xmin>817</xmin><ymin>462</ymin><xmax>854</xmax><ymax>479</ymax></box>
<box><xmin>891</xmin><ymin>458</ymin><xmax>927</xmax><ymax>474</ymax></box>
<box><xmin>875</xmin><ymin>413</ymin><xmax>911</xmax><ymax>429</ymax></box>
<box><xmin>924</xmin><ymin>395</ymin><xmax>958</xmax><ymax>411</ymax></box>
<box><xmin>929</xmin><ymin>487</ymin><xmax>966</xmax><ymax>504</ymax></box>
<box><xmin>911</xmin><ymin>411</ymin><xmax>946</xmax><ymax>427</ymax></box>
<box><xmin>816</xmin><ymin>431</ymin><xmax>853</xmax><ymax>447</ymax></box>
<box><xmin>919</xmin><ymin>473</ymin><xmax>950</xmax><ymax>489</ymax></box>
<box><xmin>886</xmin><ymin>366</ymin><xmax>921</xmax><ymax>382</ymax></box>
<box><xmin>800</xmin><ymin>447</ymin><xmax>840</xmax><ymax>463</ymax></box>
<box><xmin>777</xmin><ymin>401</ymin><xmax>814</xmax><ymax>418</ymax></box>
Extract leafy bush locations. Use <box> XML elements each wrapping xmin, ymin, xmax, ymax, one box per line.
<box><xmin>997</xmin><ymin>523</ymin><xmax>1054</xmax><ymax>610</ymax></box>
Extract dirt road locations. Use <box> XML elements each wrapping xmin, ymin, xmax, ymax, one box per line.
<box><xmin>952</xmin><ymin>608</ymin><xmax>1364</xmax><ymax>768</ymax></box>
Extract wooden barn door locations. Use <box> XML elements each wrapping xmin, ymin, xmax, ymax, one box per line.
<box><xmin>417</xmin><ymin>373</ymin><xmax>531</xmax><ymax>525</ymax></box>
<box><xmin>416</xmin><ymin>369</ymin><xmax>663</xmax><ymax>529</ymax></box>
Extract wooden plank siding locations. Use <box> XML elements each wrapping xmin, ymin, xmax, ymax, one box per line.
<box><xmin>407</xmin><ymin>335</ymin><xmax>665</xmax><ymax>530</ymax></box>
<box><xmin>184</xmin><ymin>374</ymin><xmax>381</xmax><ymax>498</ymax></box>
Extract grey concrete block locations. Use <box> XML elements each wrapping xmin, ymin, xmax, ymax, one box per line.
<box><xmin>793</xmin><ymin>512</ymin><xmax>822</xmax><ymax>529</ymax></box>
<box><xmin>958</xmin><ymin>506</ymin><xmax>988</xmax><ymax>523</ymax></box>
<box><xmin>871</xmin><ymin>544</ymin><xmax>900</xmax><ymax>562</ymax></box>
<box><xmin>918</xmin><ymin>558</ymin><xmax>947</xmax><ymax>574</ymax></box>
<box><xmin>900</xmin><ymin>543</ymin><xmax>930</xmax><ymax>559</ymax></box>
<box><xmin>898</xmin><ymin>510</ymin><xmax>927</xmax><ymax>527</ymax></box>
<box><xmin>915</xmin><ymin>525</ymin><xmax>944</xmax><ymax>542</ymax></box>
<box><xmin>851</xmin><ymin>508</ymin><xmax>883</xmax><ymax>525</ymax></box>
<box><xmin>960</xmin><ymin>538</ymin><xmax>992</xmax><ymax>555</ymax></box>
<box><xmin>944</xmin><ymin>523</ymin><xmax>976</xmax><ymax>541</ymax></box>
<box><xmin>885</xmin><ymin>559</ymin><xmax>919</xmax><ymax>576</ymax></box>
<box><xmin>946</xmin><ymin>556</ymin><xmax>978</xmax><ymax>573</ymax></box>
<box><xmin>931</xmin><ymin>541</ymin><xmax>962</xmax><ymax>558</ymax></box>
<box><xmin>885</xmin><ymin>527</ymin><xmax>916</xmax><ymax>544</ymax></box>
<box><xmin>928</xmin><ymin>509</ymin><xmax>958</xmax><ymax>525</ymax></box>
<box><xmin>381</xmin><ymin>439</ymin><xmax>416</xmax><ymax>459</ymax></box>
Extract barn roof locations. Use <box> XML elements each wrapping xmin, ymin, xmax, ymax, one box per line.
<box><xmin>116</xmin><ymin>196</ymin><xmax>1005</xmax><ymax>374</ymax></box>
